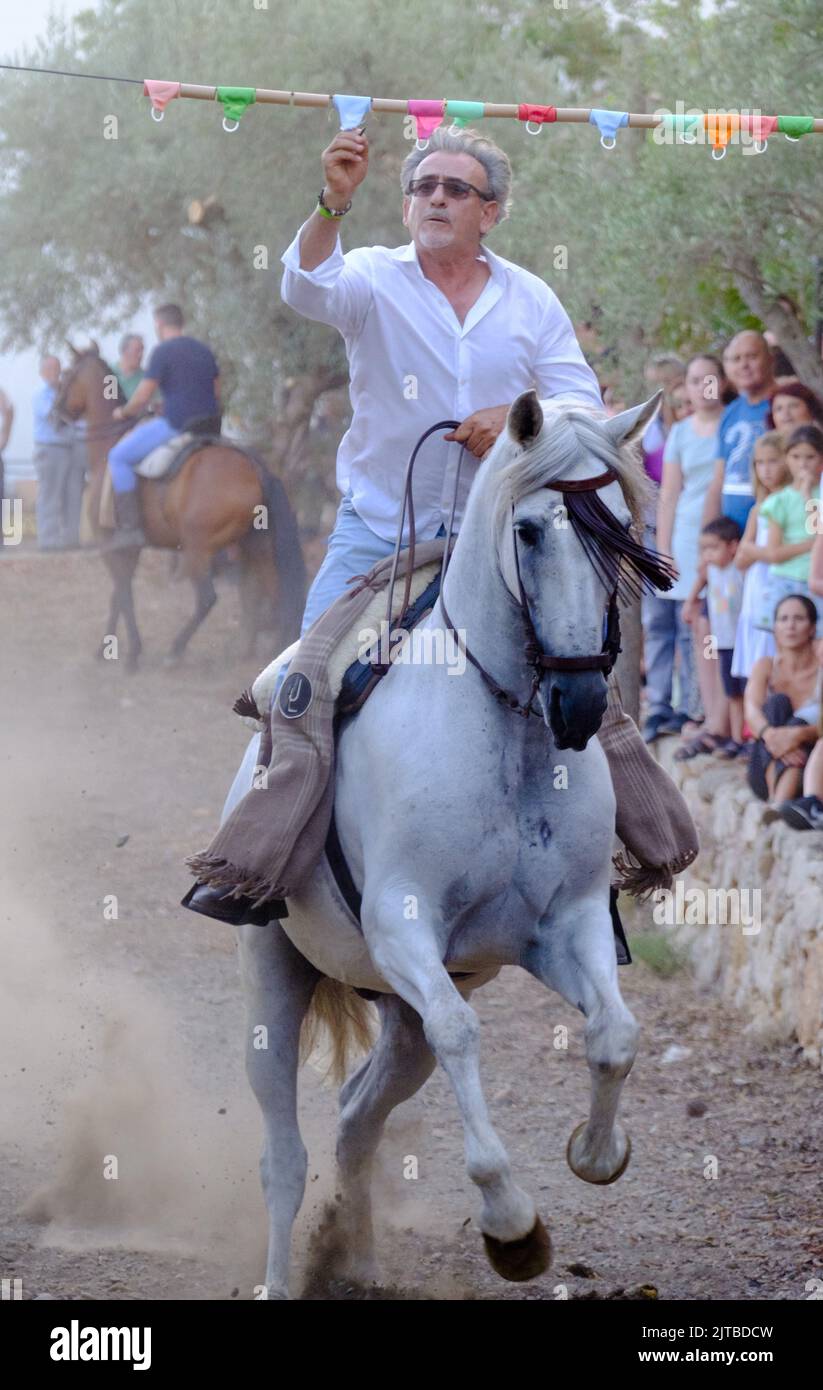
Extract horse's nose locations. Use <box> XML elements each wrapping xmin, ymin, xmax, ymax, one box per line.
<box><xmin>543</xmin><ymin>671</ymin><xmax>608</xmax><ymax>750</ymax></box>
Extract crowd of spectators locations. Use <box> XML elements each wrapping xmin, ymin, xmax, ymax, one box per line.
<box><xmin>633</xmin><ymin>332</ymin><xmax>823</xmax><ymax>833</ymax></box>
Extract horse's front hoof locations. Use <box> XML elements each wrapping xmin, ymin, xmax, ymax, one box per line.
<box><xmin>482</xmin><ymin>1216</ymin><xmax>551</xmax><ymax>1282</ymax></box>
<box><xmin>566</xmin><ymin>1121</ymin><xmax>632</xmax><ymax>1185</ymax></box>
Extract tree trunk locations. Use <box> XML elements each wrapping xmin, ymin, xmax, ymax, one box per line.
<box><xmin>268</xmin><ymin>369</ymin><xmax>348</xmax><ymax>481</ymax></box>
<box><xmin>730</xmin><ymin>251</ymin><xmax>823</xmax><ymax>394</ymax></box>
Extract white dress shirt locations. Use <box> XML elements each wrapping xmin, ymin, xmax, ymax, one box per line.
<box><xmin>280</xmin><ymin>222</ymin><xmax>603</xmax><ymax>543</ymax></box>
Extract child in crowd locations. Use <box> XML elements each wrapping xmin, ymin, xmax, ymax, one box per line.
<box><xmin>731</xmin><ymin>431</ymin><xmax>792</xmax><ymax>679</ymax></box>
<box><xmin>680</xmin><ymin>518</ymin><xmax>745</xmax><ymax>759</ymax></box>
<box><xmin>668</xmin><ymin>380</ymin><xmax>691</xmax><ymax>424</ymax></box>
<box><xmin>760</xmin><ymin>423</ymin><xmax>823</xmax><ymax>631</ymax></box>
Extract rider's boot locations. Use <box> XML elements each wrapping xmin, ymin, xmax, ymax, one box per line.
<box><xmin>181</xmin><ymin>881</ymin><xmax>289</xmax><ymax>926</ymax></box>
<box><xmin>105</xmin><ymin>489</ymin><xmax>146</xmax><ymax>550</ymax></box>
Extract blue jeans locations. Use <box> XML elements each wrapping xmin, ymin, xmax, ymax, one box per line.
<box><xmin>108</xmin><ymin>417</ymin><xmax>177</xmax><ymax>493</ymax></box>
<box><xmin>280</xmin><ymin>493</ymin><xmax>446</xmax><ymax>679</ymax></box>
<box><xmin>642</xmin><ymin>593</ymin><xmax>699</xmax><ymax>723</ymax></box>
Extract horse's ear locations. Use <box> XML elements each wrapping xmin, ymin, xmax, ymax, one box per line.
<box><xmin>88</xmin><ymin>337</ymin><xmax>99</xmax><ymax>355</ymax></box>
<box><xmin>507</xmin><ymin>390</ymin><xmax>544</xmax><ymax>446</ymax></box>
<box><xmin>603</xmin><ymin>390</ymin><xmax>663</xmax><ymax>450</ymax></box>
<box><xmin>66</xmin><ymin>339</ymin><xmax>80</xmax><ymax>359</ymax></box>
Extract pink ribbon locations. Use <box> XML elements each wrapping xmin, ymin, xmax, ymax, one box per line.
<box><xmin>741</xmin><ymin>113</ymin><xmax>778</xmax><ymax>140</ymax></box>
<box><xmin>143</xmin><ymin>79</ymin><xmax>181</xmax><ymax>112</ymax></box>
<box><xmin>408</xmin><ymin>99</ymin><xmax>445</xmax><ymax>141</ymax></box>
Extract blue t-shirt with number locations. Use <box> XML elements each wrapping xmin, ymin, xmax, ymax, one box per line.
<box><xmin>718</xmin><ymin>393</ymin><xmax>771</xmax><ymax>529</ymax></box>
<box><xmin>146</xmin><ymin>336</ymin><xmax>219</xmax><ymax>431</ymax></box>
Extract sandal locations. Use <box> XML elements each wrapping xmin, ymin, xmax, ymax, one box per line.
<box><xmin>714</xmin><ymin>739</ymin><xmax>743</xmax><ymax>760</ymax></box>
<box><xmin>673</xmin><ymin>731</ymin><xmax>724</xmax><ymax>762</ymax></box>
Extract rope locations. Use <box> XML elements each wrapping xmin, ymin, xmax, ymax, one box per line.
<box><xmin>0</xmin><ymin>62</ymin><xmax>144</xmax><ymax>84</ymax></box>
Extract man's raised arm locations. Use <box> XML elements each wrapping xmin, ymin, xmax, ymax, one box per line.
<box><xmin>280</xmin><ymin>130</ymin><xmax>373</xmax><ymax>333</ymax></box>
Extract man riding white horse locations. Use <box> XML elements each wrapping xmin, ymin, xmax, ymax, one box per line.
<box><xmin>185</xmin><ymin>122</ymin><xmax>688</xmax><ymax>925</ymax></box>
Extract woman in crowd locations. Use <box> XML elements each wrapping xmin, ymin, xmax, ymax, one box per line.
<box><xmin>744</xmin><ymin>595</ymin><xmax>821</xmax><ymax>806</ymax></box>
<box><xmin>767</xmin><ymin>380</ymin><xmax>823</xmax><ymax>435</ymax></box>
<box><xmin>648</xmin><ymin>353</ymin><xmax>726</xmax><ymax>744</ymax></box>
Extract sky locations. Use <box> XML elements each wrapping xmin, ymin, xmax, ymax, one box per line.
<box><xmin>1</xmin><ymin>0</ymin><xmax>85</xmax><ymax>55</ymax></box>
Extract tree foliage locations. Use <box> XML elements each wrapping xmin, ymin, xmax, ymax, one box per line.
<box><xmin>0</xmin><ymin>0</ymin><xmax>820</xmax><ymax>519</ymax></box>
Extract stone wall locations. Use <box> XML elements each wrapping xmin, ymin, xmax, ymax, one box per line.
<box><xmin>656</xmin><ymin>743</ymin><xmax>823</xmax><ymax>1073</ymax></box>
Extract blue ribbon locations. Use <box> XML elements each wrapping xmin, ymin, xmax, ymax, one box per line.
<box><xmin>332</xmin><ymin>93</ymin><xmax>372</xmax><ymax>129</ymax></box>
<box><xmin>588</xmin><ymin>108</ymin><xmax>629</xmax><ymax>142</ymax></box>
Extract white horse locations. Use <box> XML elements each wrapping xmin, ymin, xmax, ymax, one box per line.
<box><xmin>233</xmin><ymin>389</ymin><xmax>662</xmax><ymax>1298</ymax></box>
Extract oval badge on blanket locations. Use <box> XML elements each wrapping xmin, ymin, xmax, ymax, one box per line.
<box><xmin>279</xmin><ymin>672</ymin><xmax>313</xmax><ymax>720</ymax></box>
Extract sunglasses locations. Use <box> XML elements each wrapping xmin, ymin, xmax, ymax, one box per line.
<box><xmin>405</xmin><ymin>176</ymin><xmax>496</xmax><ymax>202</ymax></box>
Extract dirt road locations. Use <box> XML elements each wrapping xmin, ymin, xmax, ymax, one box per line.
<box><xmin>1</xmin><ymin>545</ymin><xmax>821</xmax><ymax>1301</ymax></box>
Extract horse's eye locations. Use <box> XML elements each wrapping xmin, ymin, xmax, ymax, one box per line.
<box><xmin>515</xmin><ymin>521</ymin><xmax>541</xmax><ymax>548</ymax></box>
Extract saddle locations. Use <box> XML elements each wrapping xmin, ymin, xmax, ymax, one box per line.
<box><xmin>98</xmin><ymin>416</ymin><xmax>224</xmax><ymax>527</ymax></box>
<box><xmin>239</xmin><ymin>559</ymin><xmax>446</xmax><ymax>733</ymax></box>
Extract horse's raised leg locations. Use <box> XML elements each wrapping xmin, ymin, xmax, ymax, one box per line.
<box><xmin>524</xmin><ymin>891</ymin><xmax>638</xmax><ymax>1185</ymax></box>
<box><xmin>362</xmin><ymin>887</ymin><xmax>550</xmax><ymax>1282</ymax></box>
<box><xmin>237</xmin><ymin>921</ymin><xmax>321</xmax><ymax>1299</ymax></box>
<box><xmin>166</xmin><ymin>574</ymin><xmax>217</xmax><ymax>664</ymax></box>
<box><xmin>334</xmin><ymin>994</ymin><xmax>436</xmax><ymax>1285</ymax></box>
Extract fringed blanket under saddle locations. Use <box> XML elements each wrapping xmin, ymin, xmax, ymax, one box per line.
<box><xmin>186</xmin><ymin>539</ymin><xmax>698</xmax><ymax>912</ymax></box>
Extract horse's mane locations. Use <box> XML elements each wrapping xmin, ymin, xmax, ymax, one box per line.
<box><xmin>485</xmin><ymin>399</ymin><xmax>672</xmax><ymax>603</ymax></box>
<box><xmin>488</xmin><ymin>399</ymin><xmax>651</xmax><ymax>536</ymax></box>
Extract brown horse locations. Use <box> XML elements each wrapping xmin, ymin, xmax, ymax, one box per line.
<box><xmin>56</xmin><ymin>346</ymin><xmax>306</xmax><ymax>672</ymax></box>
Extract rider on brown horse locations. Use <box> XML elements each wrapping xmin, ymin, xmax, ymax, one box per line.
<box><xmin>107</xmin><ymin>303</ymin><xmax>221</xmax><ymax>548</ymax></box>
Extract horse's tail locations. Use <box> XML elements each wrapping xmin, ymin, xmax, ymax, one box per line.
<box><xmin>258</xmin><ymin>464</ymin><xmax>307</xmax><ymax>643</ymax></box>
<box><xmin>300</xmin><ymin>978</ymin><xmax>376</xmax><ymax>1086</ymax></box>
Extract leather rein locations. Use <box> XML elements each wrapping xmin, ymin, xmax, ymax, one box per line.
<box><xmin>380</xmin><ymin>420</ymin><xmax>622</xmax><ymax>721</ymax></box>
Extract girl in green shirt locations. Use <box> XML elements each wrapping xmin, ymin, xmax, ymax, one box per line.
<box><xmin>757</xmin><ymin>426</ymin><xmax>823</xmax><ymax>638</ymax></box>
<box><xmin>761</xmin><ymin>424</ymin><xmax>823</xmax><ymax>584</ymax></box>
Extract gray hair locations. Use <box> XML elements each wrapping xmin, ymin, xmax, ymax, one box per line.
<box><xmin>400</xmin><ymin>126</ymin><xmax>512</xmax><ymax>231</ymax></box>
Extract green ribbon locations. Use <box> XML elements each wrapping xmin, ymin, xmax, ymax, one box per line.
<box><xmin>445</xmin><ymin>100</ymin><xmax>485</xmax><ymax>127</ymax></box>
<box><xmin>216</xmin><ymin>87</ymin><xmax>256</xmax><ymax>122</ymax></box>
<box><xmin>777</xmin><ymin>114</ymin><xmax>814</xmax><ymax>138</ymax></box>
<box><xmin>660</xmin><ymin>113</ymin><xmax>701</xmax><ymax>135</ymax></box>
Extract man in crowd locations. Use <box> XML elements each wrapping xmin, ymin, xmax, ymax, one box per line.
<box><xmin>702</xmin><ymin>330</ymin><xmax>776</xmax><ymax>531</ymax></box>
<box><xmin>0</xmin><ymin>384</ymin><xmax>13</xmax><ymax>505</ymax></box>
<box><xmin>106</xmin><ymin>304</ymin><xmax>221</xmax><ymax>547</ymax></box>
<box><xmin>32</xmin><ymin>355</ymin><xmax>75</xmax><ymax>549</ymax></box>
<box><xmin>114</xmin><ymin>332</ymin><xmax>146</xmax><ymax>401</ymax></box>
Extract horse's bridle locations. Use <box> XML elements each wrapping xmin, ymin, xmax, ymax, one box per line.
<box><xmin>439</xmin><ymin>470</ymin><xmax>623</xmax><ymax>720</ymax></box>
<box><xmin>52</xmin><ymin>353</ymin><xmax>138</xmax><ymax>442</ymax></box>
<box><xmin>375</xmin><ymin>420</ymin><xmax>624</xmax><ymax>721</ymax></box>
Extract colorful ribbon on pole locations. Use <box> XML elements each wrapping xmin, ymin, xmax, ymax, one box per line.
<box><xmin>135</xmin><ymin>76</ymin><xmax>822</xmax><ymax>156</ymax></box>
<box><xmin>407</xmin><ymin>98</ymin><xmax>445</xmax><ymax>145</ymax></box>
<box><xmin>517</xmin><ymin>104</ymin><xmax>557</xmax><ymax>134</ymax></box>
<box><xmin>589</xmin><ymin>108</ymin><xmax>629</xmax><ymax>148</ymax></box>
<box><xmin>216</xmin><ymin>86</ymin><xmax>256</xmax><ymax>130</ymax></box>
<box><xmin>778</xmin><ymin>114</ymin><xmax>815</xmax><ymax>139</ymax></box>
<box><xmin>143</xmin><ymin>79</ymin><xmax>180</xmax><ymax>121</ymax></box>
<box><xmin>332</xmin><ymin>93</ymin><xmax>372</xmax><ymax>129</ymax></box>
<box><xmin>445</xmin><ymin>99</ymin><xmax>484</xmax><ymax>129</ymax></box>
